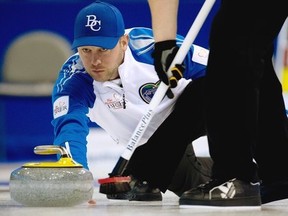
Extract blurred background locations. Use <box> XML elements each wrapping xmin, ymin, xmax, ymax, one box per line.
<box><xmin>0</xmin><ymin>0</ymin><xmax>287</xmax><ymax>164</ymax></box>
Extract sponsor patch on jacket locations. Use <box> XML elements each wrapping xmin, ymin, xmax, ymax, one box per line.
<box><xmin>104</xmin><ymin>93</ymin><xmax>125</xmax><ymax>109</ymax></box>
<box><xmin>53</xmin><ymin>96</ymin><xmax>69</xmax><ymax>118</ymax></box>
<box><xmin>192</xmin><ymin>45</ymin><xmax>209</xmax><ymax>65</ymax></box>
<box><xmin>139</xmin><ymin>81</ymin><xmax>160</xmax><ymax>103</ymax></box>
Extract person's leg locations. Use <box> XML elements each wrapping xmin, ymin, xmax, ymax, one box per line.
<box><xmin>205</xmin><ymin>0</ymin><xmax>287</xmax><ymax>184</ymax></box>
<box><xmin>180</xmin><ymin>0</ymin><xmax>288</xmax><ymax>207</ymax></box>
<box><xmin>180</xmin><ymin>0</ymin><xmax>263</xmax><ymax>208</ymax></box>
<box><xmin>254</xmin><ymin>21</ymin><xmax>288</xmax><ymax>204</ymax></box>
<box><xmin>256</xmin><ymin>45</ymin><xmax>288</xmax><ymax>182</ymax></box>
<box><xmin>168</xmin><ymin>143</ymin><xmax>212</xmax><ymax>197</ymax></box>
<box><xmin>205</xmin><ymin>0</ymin><xmax>260</xmax><ymax>183</ymax></box>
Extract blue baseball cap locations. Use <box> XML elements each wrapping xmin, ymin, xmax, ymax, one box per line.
<box><xmin>72</xmin><ymin>1</ymin><xmax>125</xmax><ymax>50</ymax></box>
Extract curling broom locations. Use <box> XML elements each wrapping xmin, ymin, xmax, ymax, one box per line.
<box><xmin>98</xmin><ymin>0</ymin><xmax>216</xmax><ymax>195</ymax></box>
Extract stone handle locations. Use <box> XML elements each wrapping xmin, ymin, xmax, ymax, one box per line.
<box><xmin>34</xmin><ymin>145</ymin><xmax>71</xmax><ymax>158</ymax></box>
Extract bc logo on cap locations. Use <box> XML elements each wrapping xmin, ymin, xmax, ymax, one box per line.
<box><xmin>72</xmin><ymin>1</ymin><xmax>125</xmax><ymax>49</ymax></box>
<box><xmin>85</xmin><ymin>15</ymin><xmax>101</xmax><ymax>31</ymax></box>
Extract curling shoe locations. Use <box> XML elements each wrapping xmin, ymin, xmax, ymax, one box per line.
<box><xmin>107</xmin><ymin>176</ymin><xmax>162</xmax><ymax>201</ymax></box>
<box><xmin>179</xmin><ymin>178</ymin><xmax>261</xmax><ymax>210</ymax></box>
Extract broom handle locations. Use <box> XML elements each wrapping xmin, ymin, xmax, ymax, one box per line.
<box><xmin>110</xmin><ymin>0</ymin><xmax>216</xmax><ymax>176</ymax></box>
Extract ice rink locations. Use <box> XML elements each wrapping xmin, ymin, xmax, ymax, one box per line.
<box><xmin>1</xmin><ymin>185</ymin><xmax>288</xmax><ymax>216</ymax></box>
<box><xmin>1</xmin><ymin>122</ymin><xmax>288</xmax><ymax>216</ymax></box>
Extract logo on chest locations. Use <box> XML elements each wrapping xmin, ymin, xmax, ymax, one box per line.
<box><xmin>104</xmin><ymin>93</ymin><xmax>125</xmax><ymax>109</ymax></box>
<box><xmin>139</xmin><ymin>81</ymin><xmax>160</xmax><ymax>104</ymax></box>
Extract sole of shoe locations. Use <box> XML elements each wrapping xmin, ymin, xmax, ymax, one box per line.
<box><xmin>179</xmin><ymin>197</ymin><xmax>261</xmax><ymax>210</ymax></box>
<box><xmin>107</xmin><ymin>193</ymin><xmax>163</xmax><ymax>201</ymax></box>
<box><xmin>129</xmin><ymin>193</ymin><xmax>163</xmax><ymax>201</ymax></box>
<box><xmin>179</xmin><ymin>205</ymin><xmax>261</xmax><ymax>211</ymax></box>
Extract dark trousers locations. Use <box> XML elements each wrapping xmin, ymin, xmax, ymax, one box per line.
<box><xmin>206</xmin><ymin>0</ymin><xmax>288</xmax><ymax>182</ymax></box>
<box><xmin>168</xmin><ymin>144</ymin><xmax>212</xmax><ymax>196</ymax></box>
<box><xmin>125</xmin><ymin>77</ymin><xmax>211</xmax><ymax>193</ymax></box>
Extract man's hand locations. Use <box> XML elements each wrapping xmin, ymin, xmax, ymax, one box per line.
<box><xmin>152</xmin><ymin>40</ymin><xmax>185</xmax><ymax>99</ymax></box>
<box><xmin>88</xmin><ymin>199</ymin><xmax>96</xmax><ymax>205</ymax></box>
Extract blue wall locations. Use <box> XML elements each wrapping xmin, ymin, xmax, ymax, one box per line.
<box><xmin>0</xmin><ymin>0</ymin><xmax>220</xmax><ymax>162</ymax></box>
<box><xmin>0</xmin><ymin>0</ymin><xmax>220</xmax><ymax>78</ymax></box>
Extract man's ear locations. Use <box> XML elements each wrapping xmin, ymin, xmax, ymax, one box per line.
<box><xmin>120</xmin><ymin>34</ymin><xmax>129</xmax><ymax>49</ymax></box>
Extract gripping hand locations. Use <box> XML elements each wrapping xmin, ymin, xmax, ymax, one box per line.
<box><xmin>152</xmin><ymin>40</ymin><xmax>185</xmax><ymax>99</ymax></box>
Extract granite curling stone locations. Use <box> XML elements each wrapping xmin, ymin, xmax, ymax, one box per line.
<box><xmin>9</xmin><ymin>145</ymin><xmax>94</xmax><ymax>207</ymax></box>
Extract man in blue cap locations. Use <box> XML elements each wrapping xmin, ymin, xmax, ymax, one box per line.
<box><xmin>51</xmin><ymin>0</ymin><xmax>212</xmax><ymax>201</ymax></box>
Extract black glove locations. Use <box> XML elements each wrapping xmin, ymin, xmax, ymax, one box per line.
<box><xmin>152</xmin><ymin>40</ymin><xmax>185</xmax><ymax>99</ymax></box>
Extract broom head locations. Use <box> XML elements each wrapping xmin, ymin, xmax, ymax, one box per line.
<box><xmin>98</xmin><ymin>176</ymin><xmax>131</xmax><ymax>194</ymax></box>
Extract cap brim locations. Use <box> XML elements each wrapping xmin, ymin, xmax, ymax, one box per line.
<box><xmin>72</xmin><ymin>36</ymin><xmax>120</xmax><ymax>50</ymax></box>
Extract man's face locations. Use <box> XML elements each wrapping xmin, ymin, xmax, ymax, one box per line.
<box><xmin>77</xmin><ymin>35</ymin><xmax>128</xmax><ymax>82</ymax></box>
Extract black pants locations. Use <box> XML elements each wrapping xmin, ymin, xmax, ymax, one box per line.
<box><xmin>168</xmin><ymin>144</ymin><xmax>212</xmax><ymax>197</ymax></box>
<box><xmin>206</xmin><ymin>0</ymin><xmax>288</xmax><ymax>182</ymax></box>
<box><xmin>125</xmin><ymin>77</ymin><xmax>211</xmax><ymax>193</ymax></box>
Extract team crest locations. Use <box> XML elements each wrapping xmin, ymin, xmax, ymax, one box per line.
<box><xmin>139</xmin><ymin>81</ymin><xmax>160</xmax><ymax>104</ymax></box>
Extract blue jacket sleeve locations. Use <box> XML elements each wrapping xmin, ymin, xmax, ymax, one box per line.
<box><xmin>127</xmin><ymin>27</ymin><xmax>207</xmax><ymax>80</ymax></box>
<box><xmin>51</xmin><ymin>54</ymin><xmax>95</xmax><ymax>169</ymax></box>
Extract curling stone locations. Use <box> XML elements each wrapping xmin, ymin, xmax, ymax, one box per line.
<box><xmin>9</xmin><ymin>145</ymin><xmax>94</xmax><ymax>207</ymax></box>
